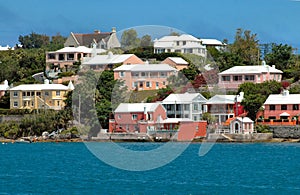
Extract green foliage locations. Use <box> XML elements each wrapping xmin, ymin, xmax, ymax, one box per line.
<box><xmin>202</xmin><ymin>112</ymin><xmax>216</xmax><ymax>124</ymax></box>
<box><xmin>230</xmin><ymin>28</ymin><xmax>260</xmax><ymax>65</ymax></box>
<box><xmin>255</xmin><ymin>124</ymin><xmax>271</xmax><ymax>133</ymax></box>
<box><xmin>58</xmin><ymin>71</ymin><xmax>75</xmax><ymax>78</ymax></box>
<box><xmin>264</xmin><ymin>43</ymin><xmax>293</xmax><ymax>71</ymax></box>
<box><xmin>121</xmin><ymin>29</ymin><xmax>141</xmax><ymax>50</ymax></box>
<box><xmin>146</xmin><ymin>86</ymin><xmax>173</xmax><ymax>102</ymax></box>
<box><xmin>140</xmin><ymin>35</ymin><xmax>153</xmax><ymax>47</ymax></box>
<box><xmin>239</xmin><ymin>81</ymin><xmax>282</xmax><ymax>120</ymax></box>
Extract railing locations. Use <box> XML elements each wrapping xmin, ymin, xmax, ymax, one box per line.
<box><xmin>256</xmin><ymin>120</ymin><xmax>297</xmax><ymax>126</ymax></box>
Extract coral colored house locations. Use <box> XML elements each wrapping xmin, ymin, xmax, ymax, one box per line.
<box><xmin>263</xmin><ymin>90</ymin><xmax>300</xmax><ymax>122</ymax></box>
<box><xmin>109</xmin><ymin>102</ymin><xmax>207</xmax><ymax>141</ymax></box>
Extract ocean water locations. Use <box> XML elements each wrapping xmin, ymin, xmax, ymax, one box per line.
<box><xmin>1</xmin><ymin>142</ymin><xmax>300</xmax><ymax>194</ymax></box>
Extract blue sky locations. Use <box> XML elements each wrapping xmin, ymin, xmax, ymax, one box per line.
<box><xmin>1</xmin><ymin>0</ymin><xmax>300</xmax><ymax>50</ymax></box>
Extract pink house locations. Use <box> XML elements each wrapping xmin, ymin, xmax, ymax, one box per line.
<box><xmin>218</xmin><ymin>61</ymin><xmax>282</xmax><ymax>90</ymax></box>
<box><xmin>109</xmin><ymin>103</ymin><xmax>207</xmax><ymax>141</ymax></box>
<box><xmin>114</xmin><ymin>64</ymin><xmax>178</xmax><ymax>91</ymax></box>
<box><xmin>109</xmin><ymin>103</ymin><xmax>167</xmax><ymax>133</ymax></box>
<box><xmin>263</xmin><ymin>90</ymin><xmax>300</xmax><ymax>123</ymax></box>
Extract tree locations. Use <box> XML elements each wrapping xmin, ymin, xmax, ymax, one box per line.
<box><xmin>19</xmin><ymin>32</ymin><xmax>50</xmax><ymax>49</ymax></box>
<box><xmin>121</xmin><ymin>29</ymin><xmax>140</xmax><ymax>50</ymax></box>
<box><xmin>239</xmin><ymin>81</ymin><xmax>282</xmax><ymax>120</ymax></box>
<box><xmin>140</xmin><ymin>35</ymin><xmax>152</xmax><ymax>47</ymax></box>
<box><xmin>230</xmin><ymin>28</ymin><xmax>260</xmax><ymax>65</ymax></box>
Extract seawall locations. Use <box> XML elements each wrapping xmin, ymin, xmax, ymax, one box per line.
<box><xmin>269</xmin><ymin>126</ymin><xmax>300</xmax><ymax>139</ymax></box>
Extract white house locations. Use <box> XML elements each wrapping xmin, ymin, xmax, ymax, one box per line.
<box><xmin>200</xmin><ymin>39</ymin><xmax>227</xmax><ymax>51</ymax></box>
<box><xmin>229</xmin><ymin>117</ymin><xmax>254</xmax><ymax>134</ymax></box>
<box><xmin>162</xmin><ymin>92</ymin><xmax>208</xmax><ymax>121</ymax></box>
<box><xmin>154</xmin><ymin>34</ymin><xmax>206</xmax><ymax>57</ymax></box>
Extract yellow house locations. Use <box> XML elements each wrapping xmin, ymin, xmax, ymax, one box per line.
<box><xmin>9</xmin><ymin>80</ymin><xmax>74</xmax><ymax>110</ymax></box>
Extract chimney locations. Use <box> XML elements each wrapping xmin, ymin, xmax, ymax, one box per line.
<box><xmin>44</xmin><ymin>79</ymin><xmax>50</xmax><ymax>84</ymax></box>
<box><xmin>144</xmin><ymin>106</ymin><xmax>147</xmax><ymax>120</ymax></box>
<box><xmin>111</xmin><ymin>27</ymin><xmax>116</xmax><ymax>33</ymax></box>
<box><xmin>272</xmin><ymin>65</ymin><xmax>276</xmax><ymax>69</ymax></box>
<box><xmin>94</xmin><ymin>30</ymin><xmax>100</xmax><ymax>34</ymax></box>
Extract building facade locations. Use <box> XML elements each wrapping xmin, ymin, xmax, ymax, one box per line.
<box><xmin>114</xmin><ymin>64</ymin><xmax>178</xmax><ymax>91</ymax></box>
<box><xmin>218</xmin><ymin>62</ymin><xmax>283</xmax><ymax>90</ymax></box>
<box><xmin>205</xmin><ymin>92</ymin><xmax>245</xmax><ymax>124</ymax></box>
<box><xmin>9</xmin><ymin>80</ymin><xmax>73</xmax><ymax>110</ymax></box>
<box><xmin>263</xmin><ymin>90</ymin><xmax>300</xmax><ymax>121</ymax></box>
<box><xmin>64</xmin><ymin>28</ymin><xmax>120</xmax><ymax>49</ymax></box>
<box><xmin>154</xmin><ymin>34</ymin><xmax>206</xmax><ymax>57</ymax></box>
<box><xmin>162</xmin><ymin>92</ymin><xmax>207</xmax><ymax>121</ymax></box>
<box><xmin>161</xmin><ymin>57</ymin><xmax>189</xmax><ymax>70</ymax></box>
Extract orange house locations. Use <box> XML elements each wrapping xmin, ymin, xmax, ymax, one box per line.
<box><xmin>162</xmin><ymin>57</ymin><xmax>189</xmax><ymax>70</ymax></box>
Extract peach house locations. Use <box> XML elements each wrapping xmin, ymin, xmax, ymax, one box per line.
<box><xmin>263</xmin><ymin>90</ymin><xmax>300</xmax><ymax>122</ymax></box>
<box><xmin>114</xmin><ymin>64</ymin><xmax>178</xmax><ymax>91</ymax></box>
<box><xmin>162</xmin><ymin>57</ymin><xmax>189</xmax><ymax>70</ymax></box>
<box><xmin>218</xmin><ymin>61</ymin><xmax>282</xmax><ymax>90</ymax></box>
<box><xmin>82</xmin><ymin>52</ymin><xmax>144</xmax><ymax>71</ymax></box>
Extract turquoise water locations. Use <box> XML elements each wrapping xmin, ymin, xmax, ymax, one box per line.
<box><xmin>1</xmin><ymin>142</ymin><xmax>300</xmax><ymax>194</ymax></box>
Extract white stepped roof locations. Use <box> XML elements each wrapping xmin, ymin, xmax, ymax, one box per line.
<box><xmin>206</xmin><ymin>93</ymin><xmax>244</xmax><ymax>104</ymax></box>
<box><xmin>156</xmin><ymin>34</ymin><xmax>200</xmax><ymax>42</ymax></box>
<box><xmin>114</xmin><ymin>103</ymin><xmax>162</xmax><ymax>113</ymax></box>
<box><xmin>167</xmin><ymin>57</ymin><xmax>189</xmax><ymax>65</ymax></box>
<box><xmin>219</xmin><ymin>65</ymin><xmax>283</xmax><ymax>75</ymax></box>
<box><xmin>83</xmin><ymin>53</ymin><xmax>135</xmax><ymax>65</ymax></box>
<box><xmin>264</xmin><ymin>93</ymin><xmax>300</xmax><ymax>105</ymax></box>
<box><xmin>10</xmin><ymin>83</ymin><xmax>69</xmax><ymax>91</ymax></box>
<box><xmin>200</xmin><ymin>39</ymin><xmax>226</xmax><ymax>46</ymax></box>
<box><xmin>114</xmin><ymin>64</ymin><xmax>177</xmax><ymax>72</ymax></box>
<box><xmin>162</xmin><ymin>92</ymin><xmax>207</xmax><ymax>104</ymax></box>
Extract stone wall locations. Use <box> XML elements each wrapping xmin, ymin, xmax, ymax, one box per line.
<box><xmin>0</xmin><ymin>115</ymin><xmax>23</xmax><ymax>123</ymax></box>
<box><xmin>269</xmin><ymin>126</ymin><xmax>300</xmax><ymax>139</ymax></box>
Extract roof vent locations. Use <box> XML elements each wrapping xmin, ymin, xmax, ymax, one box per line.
<box><xmin>107</xmin><ymin>51</ymin><xmax>113</xmax><ymax>59</ymax></box>
<box><xmin>262</xmin><ymin>60</ymin><xmax>266</xmax><ymax>66</ymax></box>
<box><xmin>44</xmin><ymin>79</ymin><xmax>50</xmax><ymax>84</ymax></box>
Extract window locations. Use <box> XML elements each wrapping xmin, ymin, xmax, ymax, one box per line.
<box><xmin>45</xmin><ymin>91</ymin><xmax>49</xmax><ymax>96</ymax></box>
<box><xmin>233</xmin><ymin>76</ymin><xmax>242</xmax><ymax>81</ymax></box>
<box><xmin>141</xmin><ymin>72</ymin><xmax>146</xmax><ymax>77</ymax></box>
<box><xmin>27</xmin><ymin>92</ymin><xmax>31</xmax><ymax>96</ymax></box>
<box><xmin>163</xmin><ymin>81</ymin><xmax>166</xmax><ymax>85</ymax></box>
<box><xmin>118</xmin><ymin>115</ymin><xmax>121</xmax><ymax>119</ymax></box>
<box><xmin>293</xmin><ymin>104</ymin><xmax>299</xmax><ymax>110</ymax></box>
<box><xmin>58</xmin><ymin>54</ymin><xmax>65</xmax><ymax>61</ymax></box>
<box><xmin>245</xmin><ymin>75</ymin><xmax>255</xmax><ymax>81</ymax></box>
<box><xmin>31</xmin><ymin>92</ymin><xmax>35</xmax><ymax>96</ymax></box>
<box><xmin>176</xmin><ymin>41</ymin><xmax>180</xmax><ymax>46</ymax></box>
<box><xmin>13</xmin><ymin>91</ymin><xmax>18</xmax><ymax>97</ymax></box>
<box><xmin>160</xmin><ymin>72</ymin><xmax>166</xmax><ymax>77</ymax></box>
<box><xmin>67</xmin><ymin>53</ymin><xmax>74</xmax><ymax>60</ymax></box>
<box><xmin>183</xmin><ymin>41</ymin><xmax>186</xmax><ymax>45</ymax></box>
<box><xmin>269</xmin><ymin>116</ymin><xmax>276</xmax><ymax>120</ymax></box>
<box><xmin>281</xmin><ymin>105</ymin><xmax>287</xmax><ymax>110</ymax></box>
<box><xmin>156</xmin><ymin>82</ymin><xmax>159</xmax><ymax>87</ymax></box>
<box><xmin>222</xmin><ymin>76</ymin><xmax>230</xmax><ymax>81</ymax></box>
<box><xmin>184</xmin><ymin>104</ymin><xmax>189</xmax><ymax>111</ymax></box>
<box><xmin>13</xmin><ymin>101</ymin><xmax>18</xmax><ymax>107</ymax></box>
<box><xmin>37</xmin><ymin>92</ymin><xmax>41</xmax><ymax>97</ymax></box>
<box><xmin>57</xmin><ymin>101</ymin><xmax>60</xmax><ymax>106</ymax></box>
<box><xmin>119</xmin><ymin>72</ymin><xmax>124</xmax><ymax>77</ymax></box>
<box><xmin>193</xmin><ymin>103</ymin><xmax>198</xmax><ymax>111</ymax></box>
<box><xmin>48</xmin><ymin>53</ymin><xmax>56</xmax><ymax>60</ymax></box>
<box><xmin>194</xmin><ymin>116</ymin><xmax>197</xmax><ymax>121</ymax></box>
<box><xmin>56</xmin><ymin>91</ymin><xmax>60</xmax><ymax>96</ymax></box>
<box><xmin>146</xmin><ymin>82</ymin><xmax>151</xmax><ymax>88</ymax></box>
<box><xmin>132</xmin><ymin>114</ymin><xmax>138</xmax><ymax>120</ymax></box>
<box><xmin>22</xmin><ymin>92</ymin><xmax>26</xmax><ymax>97</ymax></box>
<box><xmin>269</xmin><ymin>105</ymin><xmax>275</xmax><ymax>111</ymax></box>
